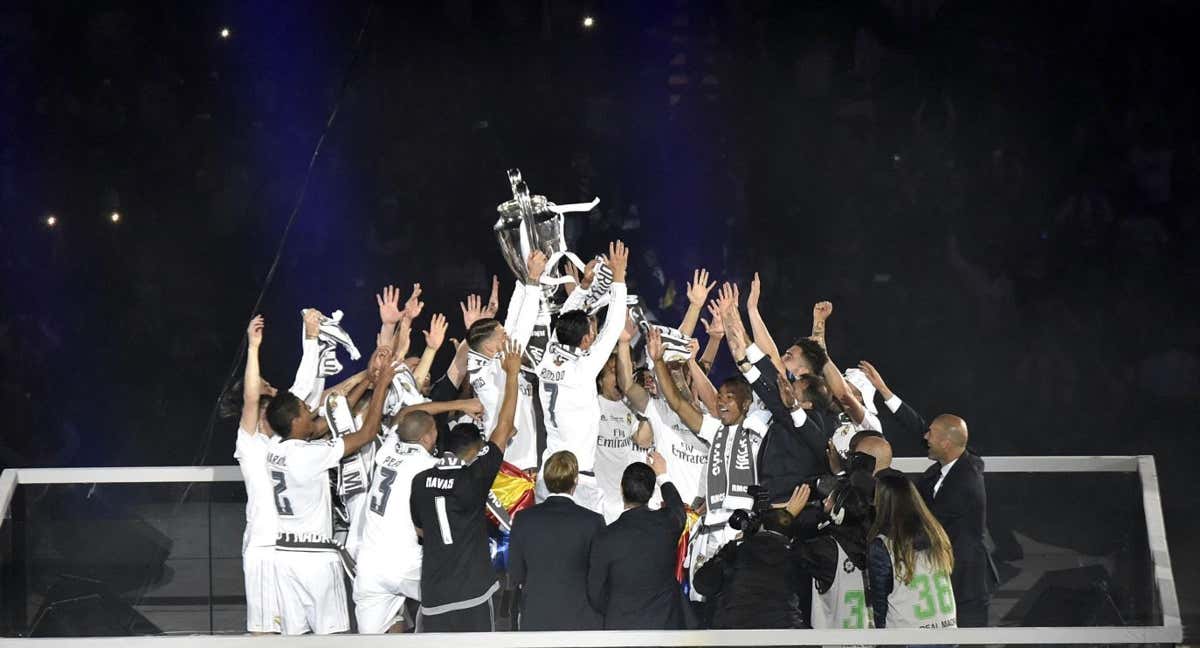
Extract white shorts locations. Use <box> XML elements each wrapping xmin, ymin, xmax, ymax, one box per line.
<box><xmin>353</xmin><ymin>556</ymin><xmax>422</xmax><ymax>634</ymax></box>
<box><xmin>535</xmin><ymin>470</ymin><xmax>605</xmax><ymax>516</ymax></box>
<box><xmin>243</xmin><ymin>545</ymin><xmax>281</xmax><ymax>633</ymax></box>
<box><xmin>273</xmin><ymin>549</ymin><xmax>350</xmax><ymax>635</ymax></box>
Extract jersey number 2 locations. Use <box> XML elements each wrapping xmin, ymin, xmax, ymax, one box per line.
<box><xmin>270</xmin><ymin>470</ymin><xmax>294</xmax><ymax>516</ymax></box>
<box><xmin>369</xmin><ymin>467</ymin><xmax>397</xmax><ymax>515</ymax></box>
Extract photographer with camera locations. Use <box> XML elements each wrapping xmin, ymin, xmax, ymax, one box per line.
<box><xmin>692</xmin><ymin>484</ymin><xmax>810</xmax><ymax>629</ymax></box>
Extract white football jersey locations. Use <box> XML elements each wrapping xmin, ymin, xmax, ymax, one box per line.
<box><xmin>234</xmin><ymin>428</ymin><xmax>279</xmax><ymax>552</ymax></box>
<box><xmin>878</xmin><ymin>535</ymin><xmax>958</xmax><ymax>629</ymax></box>
<box><xmin>810</xmin><ymin>538</ymin><xmax>872</xmax><ymax>630</ymax></box>
<box><xmin>642</xmin><ymin>398</ymin><xmax>709</xmax><ymax>507</ymax></box>
<box><xmin>536</xmin><ymin>283</ymin><xmax>627</xmax><ymax>472</ymax></box>
<box><xmin>504</xmin><ymin>371</ymin><xmax>540</xmax><ymax>469</ymax></box>
<box><xmin>467</xmin><ymin>282</ymin><xmax>541</xmax><ymax>435</ymax></box>
<box><xmin>356</xmin><ymin>438</ymin><xmax>438</xmax><ymax>582</ymax></box>
<box><xmin>594</xmin><ymin>396</ymin><xmax>642</xmax><ymax>508</ymax></box>
<box><xmin>266</xmin><ymin>437</ymin><xmax>345</xmax><ymax>542</ymax></box>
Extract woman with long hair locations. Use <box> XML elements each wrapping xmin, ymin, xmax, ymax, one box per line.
<box><xmin>867</xmin><ymin>470</ymin><xmax>957</xmax><ymax>630</ymax></box>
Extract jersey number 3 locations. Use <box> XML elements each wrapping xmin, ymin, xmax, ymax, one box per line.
<box><xmin>369</xmin><ymin>467</ymin><xmax>398</xmax><ymax>515</ymax></box>
<box><xmin>270</xmin><ymin>470</ymin><xmax>294</xmax><ymax>516</ymax></box>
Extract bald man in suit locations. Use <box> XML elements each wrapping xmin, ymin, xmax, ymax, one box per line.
<box><xmin>916</xmin><ymin>414</ymin><xmax>998</xmax><ymax>627</ymax></box>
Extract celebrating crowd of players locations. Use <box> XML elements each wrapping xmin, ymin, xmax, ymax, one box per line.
<box><xmin>229</xmin><ymin>239</ymin><xmax>996</xmax><ymax>635</ymax></box>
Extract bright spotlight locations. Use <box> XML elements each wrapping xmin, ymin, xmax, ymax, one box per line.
<box><xmin>582</xmin><ymin>16</ymin><xmax>595</xmax><ymax>28</ymax></box>
<box><xmin>220</xmin><ymin>27</ymin><xmax>231</xmax><ymax>39</ymax></box>
<box><xmin>46</xmin><ymin>215</ymin><xmax>57</xmax><ymax>227</ymax></box>
<box><xmin>110</xmin><ymin>211</ymin><xmax>121</xmax><ymax>223</ymax></box>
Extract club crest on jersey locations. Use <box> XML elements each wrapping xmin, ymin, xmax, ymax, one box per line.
<box><xmin>844</xmin><ymin>558</ymin><xmax>856</xmax><ymax>573</ymax></box>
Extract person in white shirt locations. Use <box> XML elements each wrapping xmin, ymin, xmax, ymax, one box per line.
<box><xmin>264</xmin><ymin>345</ymin><xmax>396</xmax><ymax>635</ymax></box>
<box><xmin>466</xmin><ymin>251</ymin><xmax>545</xmax><ymax>468</ymax></box>
<box><xmin>353</xmin><ymin>409</ymin><xmax>438</xmax><ymax>634</ymax></box>
<box><xmin>645</xmin><ymin>326</ymin><xmax>766</xmax><ymax>599</ymax></box>
<box><xmin>594</xmin><ymin>354</ymin><xmax>653</xmax><ymax>523</ymax></box>
<box><xmin>615</xmin><ymin>323</ymin><xmax>709</xmax><ymax>508</ymax></box>
<box><xmin>533</xmin><ymin>240</ymin><xmax>630</xmax><ymax>514</ymax></box>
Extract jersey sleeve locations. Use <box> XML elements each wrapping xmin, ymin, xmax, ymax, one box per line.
<box><xmin>288</xmin><ymin>338</ymin><xmax>323</xmax><ymax>407</ymax></box>
<box><xmin>577</xmin><ymin>283</ymin><xmax>627</xmax><ymax>376</ymax></box>
<box><xmin>409</xmin><ymin>473</ymin><xmax>425</xmax><ymax>530</ymax></box>
<box><xmin>502</xmin><ymin>280</ymin><xmax>526</xmax><ymax>331</ymax></box>
<box><xmin>697</xmin><ymin>414</ymin><xmax>723</xmax><ymax>444</ymax></box>
<box><xmin>467</xmin><ymin>442</ymin><xmax>505</xmax><ymax>501</ymax></box>
<box><xmin>509</xmin><ymin>284</ymin><xmax>543</xmax><ymax>348</ymax></box>
<box><xmin>289</xmin><ymin>438</ymin><xmax>345</xmax><ymax>479</ymax></box>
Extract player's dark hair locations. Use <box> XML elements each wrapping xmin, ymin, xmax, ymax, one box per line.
<box><xmin>621</xmin><ymin>462</ymin><xmax>656</xmax><ymax>506</ymax></box>
<box><xmin>760</xmin><ymin>508</ymin><xmax>795</xmax><ymax>535</ymax></box>
<box><xmin>789</xmin><ymin>338</ymin><xmax>829</xmax><ymax>373</ymax></box>
<box><xmin>442</xmin><ymin>422</ymin><xmax>483</xmax><ymax>457</ymax></box>
<box><xmin>555</xmin><ymin>310</ymin><xmax>591</xmax><ymax>347</ymax></box>
<box><xmin>397</xmin><ymin>411</ymin><xmax>435</xmax><ymax>443</ymax></box>
<box><xmin>795</xmin><ymin>373</ymin><xmax>832</xmax><ymax>411</ymax></box>
<box><xmin>467</xmin><ymin>318</ymin><xmax>502</xmax><ymax>353</ymax></box>
<box><xmin>219</xmin><ymin>379</ymin><xmax>273</xmax><ymax>420</ymax></box>
<box><xmin>265</xmin><ymin>391</ymin><xmax>303</xmax><ymax>437</ymax></box>
<box><xmin>718</xmin><ymin>376</ymin><xmax>753</xmax><ymax>409</ymax></box>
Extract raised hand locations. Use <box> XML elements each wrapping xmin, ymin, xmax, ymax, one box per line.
<box><xmin>302</xmin><ymin>308</ymin><xmax>323</xmax><ymax>339</ymax></box>
<box><xmin>619</xmin><ymin>314</ymin><xmax>637</xmax><ymax>344</ymax></box>
<box><xmin>460</xmin><ymin>294</ymin><xmax>485</xmax><ymax>330</ymax></box>
<box><xmin>367</xmin><ymin>345</ymin><xmax>394</xmax><ymax>382</ymax></box>
<box><xmin>247</xmin><ymin>315</ymin><xmax>265</xmax><ymax>348</ymax></box>
<box><xmin>582</xmin><ymin>257</ymin><xmax>599</xmax><ymax>288</ymax></box>
<box><xmin>747</xmin><ymin>272</ymin><xmax>762</xmax><ymax>311</ymax></box>
<box><xmin>646</xmin><ymin>326</ymin><xmax>665</xmax><ymax>362</ymax></box>
<box><xmin>526</xmin><ymin>251</ymin><xmax>548</xmax><ymax>283</ymax></box>
<box><xmin>647</xmin><ymin>449</ymin><xmax>668</xmax><ymax>476</ymax></box>
<box><xmin>484</xmin><ymin>275</ymin><xmax>500</xmax><ymax>317</ymax></box>
<box><xmin>716</xmin><ymin>282</ymin><xmax>738</xmax><ymax>315</ymax></box>
<box><xmin>858</xmin><ymin>360</ymin><xmax>894</xmax><ymax>400</ymax></box>
<box><xmin>686</xmin><ymin>268</ymin><xmax>716</xmax><ymax>307</ymax></box>
<box><xmin>376</xmin><ymin>356</ymin><xmax>401</xmax><ymax>388</ymax></box>
<box><xmin>777</xmin><ymin>373</ymin><xmax>799</xmax><ymax>410</ymax></box>
<box><xmin>376</xmin><ymin>285</ymin><xmax>403</xmax><ymax>325</ymax></box>
<box><xmin>700</xmin><ymin>301</ymin><xmax>725</xmax><ymax>336</ymax></box>
<box><xmin>687</xmin><ymin>337</ymin><xmax>701</xmax><ymax>360</ymax></box>
<box><xmin>784</xmin><ymin>484</ymin><xmax>812</xmax><ymax>518</ymax></box>
<box><xmin>423</xmin><ymin>313</ymin><xmax>449</xmax><ymax>350</ymax></box>
<box><xmin>403</xmin><ymin>284</ymin><xmax>424</xmax><ymax>321</ymax></box>
<box><xmin>813</xmin><ymin>301</ymin><xmax>833</xmax><ymax>322</ymax></box>
<box><xmin>608</xmin><ymin>240</ymin><xmax>629</xmax><ymax>283</ymax></box>
<box><xmin>501</xmin><ymin>340</ymin><xmax>524</xmax><ymax>376</ymax></box>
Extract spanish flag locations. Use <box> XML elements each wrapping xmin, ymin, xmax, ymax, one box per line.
<box><xmin>675</xmin><ymin>507</ymin><xmax>701</xmax><ymax>582</ymax></box>
<box><xmin>486</xmin><ymin>461</ymin><xmax>536</xmax><ymax>533</ymax></box>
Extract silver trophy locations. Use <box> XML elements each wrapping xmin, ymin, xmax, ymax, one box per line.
<box><xmin>493</xmin><ymin>168</ymin><xmax>597</xmax><ymax>288</ymax></box>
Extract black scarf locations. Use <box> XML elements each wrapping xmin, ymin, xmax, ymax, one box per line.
<box><xmin>707</xmin><ymin>423</ymin><xmax>757</xmax><ymax>512</ymax></box>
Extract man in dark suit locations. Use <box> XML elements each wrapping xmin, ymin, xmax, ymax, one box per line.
<box><xmin>917</xmin><ymin>414</ymin><xmax>999</xmax><ymax>627</ymax></box>
<box><xmin>508</xmin><ymin>450</ymin><xmax>605</xmax><ymax>630</ymax></box>
<box><xmin>587</xmin><ymin>451</ymin><xmax>686</xmax><ymax>629</ymax></box>
<box><xmin>738</xmin><ymin>341</ymin><xmax>829</xmax><ymax>502</ymax></box>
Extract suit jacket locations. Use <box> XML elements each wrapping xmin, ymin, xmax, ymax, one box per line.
<box><xmin>587</xmin><ymin>481</ymin><xmax>687</xmax><ymax>629</ymax></box>
<box><xmin>916</xmin><ymin>451</ymin><xmax>999</xmax><ymax>605</ymax></box>
<box><xmin>509</xmin><ymin>494</ymin><xmax>605</xmax><ymax>630</ymax></box>
<box><xmin>746</xmin><ymin>352</ymin><xmax>828</xmax><ymax>502</ymax></box>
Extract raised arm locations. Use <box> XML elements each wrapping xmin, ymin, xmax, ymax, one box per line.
<box><xmin>413</xmin><ymin>313</ymin><xmax>448</xmax><ymax>388</ymax></box>
<box><xmin>811</xmin><ymin>301</ymin><xmax>832</xmax><ymax>351</ymax></box>
<box><xmin>698</xmin><ymin>301</ymin><xmax>725</xmax><ymax>374</ymax></box>
<box><xmin>686</xmin><ymin>341</ymin><xmax>720</xmax><ymax>416</ymax></box>
<box><xmin>509</xmin><ymin>251</ymin><xmax>548</xmax><ymax>347</ymax></box>
<box><xmin>288</xmin><ymin>308</ymin><xmax>324</xmax><ymax>405</ymax></box>
<box><xmin>240</xmin><ymin>316</ymin><xmax>266</xmax><ymax>435</ymax></box>
<box><xmin>340</xmin><ymin>348</ymin><xmax>396</xmax><ymax>457</ymax></box>
<box><xmin>679</xmin><ymin>268</ymin><xmax>715</xmax><ymax>337</ymax></box>
<box><xmin>649</xmin><ymin>450</ymin><xmax>686</xmax><ymax>528</ymax></box>
<box><xmin>397</xmin><ymin>398</ymin><xmax>483</xmax><ymax>420</ymax></box>
<box><xmin>648</xmin><ymin>327</ymin><xmax>704</xmax><ymax>433</ymax></box>
<box><xmin>745</xmin><ymin>272</ymin><xmax>788</xmax><ymax>377</ymax></box>
<box><xmin>487</xmin><ymin>342</ymin><xmax>524</xmax><ymax>450</ymax></box>
<box><xmin>616</xmin><ymin>317</ymin><xmax>651</xmax><ymax>413</ymax></box>
<box><xmin>578</xmin><ymin>241</ymin><xmax>629</xmax><ymax>375</ymax></box>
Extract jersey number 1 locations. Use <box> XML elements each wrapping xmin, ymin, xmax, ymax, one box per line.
<box><xmin>270</xmin><ymin>470</ymin><xmax>294</xmax><ymax>516</ymax></box>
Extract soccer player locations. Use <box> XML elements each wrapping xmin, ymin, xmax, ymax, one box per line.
<box><xmin>234</xmin><ymin>315</ymin><xmax>281</xmax><ymax>634</ymax></box>
<box><xmin>595</xmin><ymin>352</ymin><xmax>653</xmax><ymax>523</ymax></box>
<box><xmin>353</xmin><ymin>397</ymin><xmax>481</xmax><ymax>634</ymax></box>
<box><xmin>466</xmin><ymin>252</ymin><xmax>544</xmax><ymax>449</ymax></box>
<box><xmin>409</xmin><ymin>342</ymin><xmax>523</xmax><ymax>632</ymax></box>
<box><xmin>264</xmin><ymin>345</ymin><xmax>397</xmax><ymax>635</ymax></box>
<box><xmin>534</xmin><ymin>240</ymin><xmax>629</xmax><ymax>513</ymax></box>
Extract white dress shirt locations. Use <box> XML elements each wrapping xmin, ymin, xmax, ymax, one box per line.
<box><xmin>933</xmin><ymin>457</ymin><xmax>958</xmax><ymax>497</ymax></box>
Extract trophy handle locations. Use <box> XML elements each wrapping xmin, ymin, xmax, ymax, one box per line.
<box><xmin>507</xmin><ymin>168</ymin><xmax>522</xmax><ymax>193</ymax></box>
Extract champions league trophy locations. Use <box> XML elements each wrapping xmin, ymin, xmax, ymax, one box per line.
<box><xmin>493</xmin><ymin>169</ymin><xmax>598</xmax><ymax>301</ymax></box>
